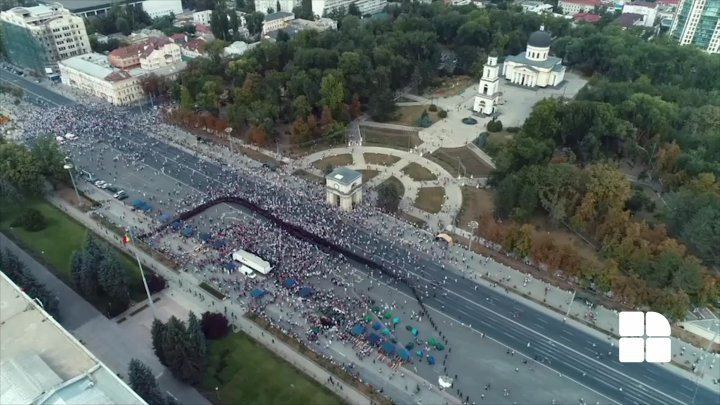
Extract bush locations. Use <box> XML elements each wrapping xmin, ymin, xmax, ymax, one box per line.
<box><xmin>428</xmin><ymin>104</ymin><xmax>438</xmax><ymax>112</ymax></box>
<box><xmin>417</xmin><ymin>110</ymin><xmax>432</xmax><ymax>128</ymax></box>
<box><xmin>11</xmin><ymin>208</ymin><xmax>48</xmax><ymax>232</ymax></box>
<box><xmin>146</xmin><ymin>272</ymin><xmax>166</xmax><ymax>293</ymax></box>
<box><xmin>201</xmin><ymin>312</ymin><xmax>230</xmax><ymax>340</ymax></box>
<box><xmin>437</xmin><ymin>109</ymin><xmax>448</xmax><ymax>118</ymax></box>
<box><xmin>487</xmin><ymin>119</ymin><xmax>503</xmax><ymax>132</ymax></box>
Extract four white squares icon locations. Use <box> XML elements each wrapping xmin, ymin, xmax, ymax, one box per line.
<box><xmin>619</xmin><ymin>338</ymin><xmax>645</xmax><ymax>363</ymax></box>
<box><xmin>619</xmin><ymin>311</ymin><xmax>645</xmax><ymax>337</ymax></box>
<box><xmin>645</xmin><ymin>338</ymin><xmax>671</xmax><ymax>363</ymax></box>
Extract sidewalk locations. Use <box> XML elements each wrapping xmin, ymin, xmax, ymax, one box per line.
<box><xmin>46</xmin><ymin>194</ymin><xmax>376</xmax><ymax>405</ymax></box>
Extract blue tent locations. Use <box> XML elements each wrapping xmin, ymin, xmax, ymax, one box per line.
<box><xmin>350</xmin><ymin>324</ymin><xmax>366</xmax><ymax>336</ymax></box>
<box><xmin>392</xmin><ymin>316</ymin><xmax>400</xmax><ymax>325</ymax></box>
<box><xmin>131</xmin><ymin>199</ymin><xmax>144</xmax><ymax>208</ymax></box>
<box><xmin>181</xmin><ymin>226</ymin><xmax>194</xmax><ymax>237</ymax></box>
<box><xmin>283</xmin><ymin>279</ymin><xmax>298</xmax><ymax>288</ymax></box>
<box><xmin>381</xmin><ymin>328</ymin><xmax>391</xmax><ymax>336</ymax></box>
<box><xmin>212</xmin><ymin>239</ymin><xmax>226</xmax><ymax>249</ymax></box>
<box><xmin>199</xmin><ymin>232</ymin><xmax>212</xmax><ymax>242</ymax></box>
<box><xmin>250</xmin><ymin>288</ymin><xmax>266</xmax><ymax>298</ymax></box>
<box><xmin>298</xmin><ymin>287</ymin><xmax>314</xmax><ymax>298</ymax></box>
<box><xmin>223</xmin><ymin>261</ymin><xmax>238</xmax><ymax>271</ymax></box>
<box><xmin>372</xmin><ymin>322</ymin><xmax>383</xmax><ymax>331</ymax></box>
<box><xmin>428</xmin><ymin>355</ymin><xmax>436</xmax><ymax>365</ymax></box>
<box><xmin>170</xmin><ymin>221</ymin><xmax>183</xmax><ymax>230</ymax></box>
<box><xmin>381</xmin><ymin>342</ymin><xmax>396</xmax><ymax>355</ymax></box>
<box><xmin>141</xmin><ymin>202</ymin><xmax>152</xmax><ymax>212</ymax></box>
<box><xmin>159</xmin><ymin>213</ymin><xmax>174</xmax><ymax>223</ymax></box>
<box><xmin>368</xmin><ymin>333</ymin><xmax>381</xmax><ymax>345</ymax></box>
<box><xmin>398</xmin><ymin>348</ymin><xmax>411</xmax><ymax>361</ymax></box>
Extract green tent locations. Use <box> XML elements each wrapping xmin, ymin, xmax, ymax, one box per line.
<box><xmin>365</xmin><ymin>314</ymin><xmax>373</xmax><ymax>322</ymax></box>
<box><xmin>384</xmin><ymin>311</ymin><xmax>392</xmax><ymax>319</ymax></box>
<box><xmin>435</xmin><ymin>343</ymin><xmax>445</xmax><ymax>351</ymax></box>
<box><xmin>428</xmin><ymin>337</ymin><xmax>437</xmax><ymax>346</ymax></box>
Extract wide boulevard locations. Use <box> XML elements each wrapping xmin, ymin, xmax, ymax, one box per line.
<box><xmin>3</xmin><ymin>70</ymin><xmax>718</xmax><ymax>405</ymax></box>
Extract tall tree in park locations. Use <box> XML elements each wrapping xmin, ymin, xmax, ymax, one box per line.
<box><xmin>158</xmin><ymin>314</ymin><xmax>207</xmax><ymax>385</ymax></box>
<box><xmin>201</xmin><ymin>311</ymin><xmax>230</xmax><ymax>339</ymax></box>
<box><xmin>30</xmin><ymin>135</ymin><xmax>65</xmax><ymax>186</ymax></box>
<box><xmin>0</xmin><ymin>143</ymin><xmax>44</xmax><ymax>196</ymax></box>
<box><xmin>70</xmin><ymin>237</ymin><xmax>101</xmax><ymax>299</ymax></box>
<box><xmin>151</xmin><ymin>319</ymin><xmax>168</xmax><ymax>366</ymax></box>
<box><xmin>245</xmin><ymin>12</ymin><xmax>264</xmax><ymax>35</ymax></box>
<box><xmin>187</xmin><ymin>311</ymin><xmax>208</xmax><ymax>372</ymax></box>
<box><xmin>320</xmin><ymin>73</ymin><xmax>345</xmax><ymax>114</ymax></box>
<box><xmin>180</xmin><ymin>85</ymin><xmax>193</xmax><ymax>110</ymax></box>
<box><xmin>128</xmin><ymin>359</ymin><xmax>165</xmax><ymax>405</ymax></box>
<box><xmin>376</xmin><ymin>180</ymin><xmax>402</xmax><ymax>213</ymax></box>
<box><xmin>0</xmin><ymin>249</ymin><xmax>60</xmax><ymax>319</ymax></box>
<box><xmin>97</xmin><ymin>252</ymin><xmax>130</xmax><ymax>315</ymax></box>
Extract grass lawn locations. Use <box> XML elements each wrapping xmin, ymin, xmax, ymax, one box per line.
<box><xmin>456</xmin><ymin>186</ymin><xmax>496</xmax><ymax>230</ymax></box>
<box><xmin>414</xmin><ymin>187</ymin><xmax>445</xmax><ymax>214</ymax></box>
<box><xmin>202</xmin><ymin>332</ymin><xmax>342</xmax><ymax>405</ymax></box>
<box><xmin>1</xmin><ymin>199</ymin><xmax>146</xmax><ymax>307</ymax></box>
<box><xmin>360</xmin><ymin>127</ymin><xmax>422</xmax><ymax>151</ymax></box>
<box><xmin>359</xmin><ymin>169</ymin><xmax>380</xmax><ymax>183</ymax></box>
<box><xmin>312</xmin><ymin>154</ymin><xmax>354</xmax><ymax>171</ymax></box>
<box><xmin>401</xmin><ymin>162</ymin><xmax>437</xmax><ymax>181</ymax></box>
<box><xmin>363</xmin><ymin>153</ymin><xmax>401</xmax><ymax>166</ymax></box>
<box><xmin>389</xmin><ymin>105</ymin><xmax>440</xmax><ymax>127</ymax></box>
<box><xmin>429</xmin><ymin>147</ymin><xmax>494</xmax><ymax>178</ymax></box>
<box><xmin>293</xmin><ymin>169</ymin><xmax>325</xmax><ymax>185</ymax></box>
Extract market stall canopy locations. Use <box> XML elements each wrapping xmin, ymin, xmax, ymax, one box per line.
<box><xmin>398</xmin><ymin>348</ymin><xmax>411</xmax><ymax>361</ymax></box>
<box><xmin>299</xmin><ymin>287</ymin><xmax>314</xmax><ymax>298</ymax></box>
<box><xmin>250</xmin><ymin>288</ymin><xmax>266</xmax><ymax>298</ymax></box>
<box><xmin>381</xmin><ymin>342</ymin><xmax>396</xmax><ymax>355</ymax></box>
<box><xmin>181</xmin><ymin>226</ymin><xmax>194</xmax><ymax>237</ymax></box>
<box><xmin>372</xmin><ymin>322</ymin><xmax>383</xmax><ymax>331</ymax></box>
<box><xmin>351</xmin><ymin>324</ymin><xmax>366</xmax><ymax>336</ymax></box>
<box><xmin>435</xmin><ymin>233</ymin><xmax>453</xmax><ymax>245</ymax></box>
<box><xmin>284</xmin><ymin>279</ymin><xmax>298</xmax><ymax>288</ymax></box>
<box><xmin>160</xmin><ymin>213</ymin><xmax>174</xmax><ymax>224</ymax></box>
<box><xmin>368</xmin><ymin>333</ymin><xmax>382</xmax><ymax>345</ymax></box>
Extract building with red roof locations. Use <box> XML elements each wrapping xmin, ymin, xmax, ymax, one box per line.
<box><xmin>108</xmin><ymin>36</ymin><xmax>181</xmax><ymax>70</ymax></box>
<box><xmin>574</xmin><ymin>12</ymin><xmax>602</xmax><ymax>23</ymax></box>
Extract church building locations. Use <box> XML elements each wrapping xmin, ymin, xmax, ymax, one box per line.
<box><xmin>472</xmin><ymin>51</ymin><xmax>501</xmax><ymax>115</ymax></box>
<box><xmin>502</xmin><ymin>26</ymin><xmax>566</xmax><ymax>88</ymax></box>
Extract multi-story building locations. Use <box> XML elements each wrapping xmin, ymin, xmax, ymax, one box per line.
<box><xmin>255</xmin><ymin>0</ymin><xmax>297</xmax><ymax>12</ymax></box>
<box><xmin>59</xmin><ymin>53</ymin><xmax>145</xmax><ymax>105</ymax></box>
<box><xmin>108</xmin><ymin>37</ymin><xmax>181</xmax><ymax>70</ymax></box>
<box><xmin>558</xmin><ymin>0</ymin><xmax>602</xmax><ymax>15</ymax></box>
<box><xmin>48</xmin><ymin>0</ymin><xmax>143</xmax><ymax>18</ymax></box>
<box><xmin>142</xmin><ymin>0</ymin><xmax>183</xmax><ymax>18</ymax></box>
<box><xmin>0</xmin><ymin>2</ymin><xmax>91</xmax><ymax>73</ymax></box>
<box><xmin>311</xmin><ymin>0</ymin><xmax>387</xmax><ymax>18</ymax></box>
<box><xmin>193</xmin><ymin>9</ymin><xmax>213</xmax><ymax>25</ymax></box>
<box><xmin>622</xmin><ymin>1</ymin><xmax>659</xmax><ymax>27</ymax></box>
<box><xmin>0</xmin><ymin>272</ymin><xmax>146</xmax><ymax>405</ymax></box>
<box><xmin>262</xmin><ymin>11</ymin><xmax>295</xmax><ymax>34</ymax></box>
<box><xmin>670</xmin><ymin>0</ymin><xmax>720</xmax><ymax>53</ymax></box>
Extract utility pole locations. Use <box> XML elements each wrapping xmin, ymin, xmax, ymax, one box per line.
<box><xmin>127</xmin><ymin>228</ymin><xmax>156</xmax><ymax>318</ymax></box>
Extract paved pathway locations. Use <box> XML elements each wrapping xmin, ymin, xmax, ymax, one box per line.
<box><xmin>297</xmin><ymin>146</ymin><xmax>465</xmax><ymax>231</ymax></box>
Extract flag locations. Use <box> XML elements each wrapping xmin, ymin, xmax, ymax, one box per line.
<box><xmin>123</xmin><ymin>233</ymin><xmax>131</xmax><ymax>245</ymax></box>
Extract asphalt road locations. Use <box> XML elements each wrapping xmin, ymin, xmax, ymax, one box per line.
<box><xmin>7</xmin><ymin>71</ymin><xmax>719</xmax><ymax>405</ymax></box>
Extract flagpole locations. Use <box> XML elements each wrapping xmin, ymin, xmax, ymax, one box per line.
<box><xmin>127</xmin><ymin>228</ymin><xmax>156</xmax><ymax>318</ymax></box>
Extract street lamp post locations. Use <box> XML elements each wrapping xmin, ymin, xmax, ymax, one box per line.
<box><xmin>127</xmin><ymin>228</ymin><xmax>156</xmax><ymax>318</ymax></box>
<box><xmin>63</xmin><ymin>158</ymin><xmax>80</xmax><ymax>205</ymax></box>
<box><xmin>225</xmin><ymin>127</ymin><xmax>234</xmax><ymax>154</ymax></box>
<box><xmin>468</xmin><ymin>220</ymin><xmax>479</xmax><ymax>251</ymax></box>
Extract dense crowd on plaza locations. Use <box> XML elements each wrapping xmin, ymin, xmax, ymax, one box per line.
<box><xmin>11</xmin><ymin>101</ymin><xmax>521</xmax><ymax>403</ymax></box>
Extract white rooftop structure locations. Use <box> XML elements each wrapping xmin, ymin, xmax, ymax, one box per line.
<box><xmin>0</xmin><ymin>272</ymin><xmax>146</xmax><ymax>405</ymax></box>
<box><xmin>232</xmin><ymin>249</ymin><xmax>272</xmax><ymax>275</ymax></box>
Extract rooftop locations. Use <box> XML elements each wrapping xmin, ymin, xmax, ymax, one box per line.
<box><xmin>264</xmin><ymin>11</ymin><xmax>294</xmax><ymax>22</ymax></box>
<box><xmin>505</xmin><ymin>52</ymin><xmax>563</xmax><ymax>70</ymax></box>
<box><xmin>326</xmin><ymin>167</ymin><xmax>362</xmax><ymax>186</ymax></box>
<box><xmin>616</xmin><ymin>12</ymin><xmax>644</xmax><ymax>27</ymax></box>
<box><xmin>628</xmin><ymin>0</ymin><xmax>658</xmax><ymax>7</ymax></box>
<box><xmin>48</xmin><ymin>0</ymin><xmax>120</xmax><ymax>12</ymax></box>
<box><xmin>574</xmin><ymin>12</ymin><xmax>602</xmax><ymax>22</ymax></box>
<box><xmin>0</xmin><ymin>272</ymin><xmax>145</xmax><ymax>405</ymax></box>
<box><xmin>60</xmin><ymin>53</ymin><xmax>116</xmax><ymax>80</ymax></box>
<box><xmin>560</xmin><ymin>0</ymin><xmax>602</xmax><ymax>5</ymax></box>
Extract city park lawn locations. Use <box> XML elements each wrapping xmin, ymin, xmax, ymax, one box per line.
<box><xmin>0</xmin><ymin>199</ymin><xmax>144</xmax><ymax>299</ymax></box>
<box><xmin>202</xmin><ymin>332</ymin><xmax>342</xmax><ymax>405</ymax></box>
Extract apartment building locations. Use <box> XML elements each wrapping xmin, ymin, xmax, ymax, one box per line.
<box><xmin>558</xmin><ymin>0</ymin><xmax>602</xmax><ymax>15</ymax></box>
<box><xmin>670</xmin><ymin>0</ymin><xmax>720</xmax><ymax>53</ymax></box>
<box><xmin>622</xmin><ymin>1</ymin><xmax>659</xmax><ymax>27</ymax></box>
<box><xmin>311</xmin><ymin>0</ymin><xmax>387</xmax><ymax>17</ymax></box>
<box><xmin>108</xmin><ymin>37</ymin><xmax>181</xmax><ymax>70</ymax></box>
<box><xmin>0</xmin><ymin>2</ymin><xmax>91</xmax><ymax>73</ymax></box>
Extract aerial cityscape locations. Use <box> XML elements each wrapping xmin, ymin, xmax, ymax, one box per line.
<box><xmin>0</xmin><ymin>0</ymin><xmax>719</xmax><ymax>404</ymax></box>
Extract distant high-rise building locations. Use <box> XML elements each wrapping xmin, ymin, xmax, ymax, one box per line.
<box><xmin>0</xmin><ymin>2</ymin><xmax>91</xmax><ymax>73</ymax></box>
<box><xmin>669</xmin><ymin>0</ymin><xmax>720</xmax><ymax>54</ymax></box>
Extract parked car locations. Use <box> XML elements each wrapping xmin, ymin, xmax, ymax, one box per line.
<box><xmin>94</xmin><ymin>180</ymin><xmax>108</xmax><ymax>189</ymax></box>
<box><xmin>113</xmin><ymin>190</ymin><xmax>128</xmax><ymax>200</ymax></box>
<box><xmin>106</xmin><ymin>185</ymin><xmax>119</xmax><ymax>193</ymax></box>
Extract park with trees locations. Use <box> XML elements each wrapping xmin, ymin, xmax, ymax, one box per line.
<box><xmin>153</xmin><ymin>1</ymin><xmax>719</xmax><ymax>318</ymax></box>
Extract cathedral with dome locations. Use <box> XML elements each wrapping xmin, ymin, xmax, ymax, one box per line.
<box><xmin>501</xmin><ymin>26</ymin><xmax>566</xmax><ymax>88</ymax></box>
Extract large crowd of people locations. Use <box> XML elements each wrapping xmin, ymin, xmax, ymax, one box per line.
<box><xmin>12</xmin><ymin>100</ymin><xmax>531</xmax><ymax>404</ymax></box>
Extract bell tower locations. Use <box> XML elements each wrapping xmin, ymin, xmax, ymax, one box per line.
<box><xmin>473</xmin><ymin>52</ymin><xmax>501</xmax><ymax>115</ymax></box>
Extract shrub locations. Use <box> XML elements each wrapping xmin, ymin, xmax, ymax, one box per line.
<box><xmin>201</xmin><ymin>312</ymin><xmax>230</xmax><ymax>340</ymax></box>
<box><xmin>428</xmin><ymin>104</ymin><xmax>438</xmax><ymax>112</ymax></box>
<box><xmin>487</xmin><ymin>119</ymin><xmax>503</xmax><ymax>132</ymax></box>
<box><xmin>146</xmin><ymin>272</ymin><xmax>166</xmax><ymax>293</ymax></box>
<box><xmin>11</xmin><ymin>208</ymin><xmax>47</xmax><ymax>231</ymax></box>
<box><xmin>437</xmin><ymin>109</ymin><xmax>448</xmax><ymax>118</ymax></box>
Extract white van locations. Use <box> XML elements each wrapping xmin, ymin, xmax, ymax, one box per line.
<box><xmin>64</xmin><ymin>133</ymin><xmax>78</xmax><ymax>141</ymax></box>
<box><xmin>238</xmin><ymin>265</ymin><xmax>257</xmax><ymax>279</ymax></box>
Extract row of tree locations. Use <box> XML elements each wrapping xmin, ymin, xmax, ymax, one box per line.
<box><xmin>84</xmin><ymin>2</ymin><xmax>153</xmax><ymax>36</ymax></box>
<box><xmin>151</xmin><ymin>312</ymin><xmax>210</xmax><ymax>385</ymax></box>
<box><xmin>0</xmin><ymin>135</ymin><xmax>65</xmax><ymax>201</ymax></box>
<box><xmin>0</xmin><ymin>249</ymin><xmax>60</xmax><ymax>319</ymax></box>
